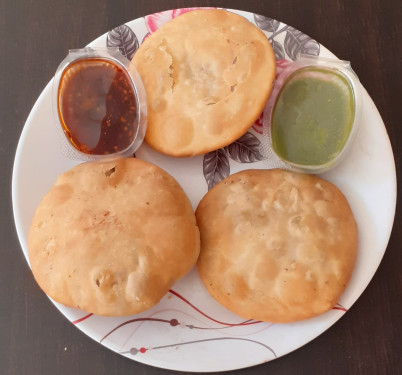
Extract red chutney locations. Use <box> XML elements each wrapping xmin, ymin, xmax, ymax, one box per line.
<box><xmin>58</xmin><ymin>58</ymin><xmax>138</xmax><ymax>155</ymax></box>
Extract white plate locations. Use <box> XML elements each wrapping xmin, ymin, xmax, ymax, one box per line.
<box><xmin>12</xmin><ymin>8</ymin><xmax>396</xmax><ymax>372</ymax></box>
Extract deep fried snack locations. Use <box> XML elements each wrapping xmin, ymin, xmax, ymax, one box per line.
<box><xmin>28</xmin><ymin>158</ymin><xmax>200</xmax><ymax>316</ymax></box>
<box><xmin>132</xmin><ymin>9</ymin><xmax>276</xmax><ymax>156</ymax></box>
<box><xmin>196</xmin><ymin>169</ymin><xmax>358</xmax><ymax>322</ymax></box>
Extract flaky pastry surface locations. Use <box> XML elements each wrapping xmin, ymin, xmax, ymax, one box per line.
<box><xmin>132</xmin><ymin>9</ymin><xmax>276</xmax><ymax>156</ymax></box>
<box><xmin>196</xmin><ymin>169</ymin><xmax>358</xmax><ymax>322</ymax></box>
<box><xmin>28</xmin><ymin>158</ymin><xmax>200</xmax><ymax>316</ymax></box>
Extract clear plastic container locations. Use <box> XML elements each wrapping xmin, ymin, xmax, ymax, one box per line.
<box><xmin>267</xmin><ymin>55</ymin><xmax>362</xmax><ymax>174</ymax></box>
<box><xmin>52</xmin><ymin>47</ymin><xmax>147</xmax><ymax>160</ymax></box>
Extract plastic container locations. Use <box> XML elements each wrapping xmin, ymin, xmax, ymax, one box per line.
<box><xmin>52</xmin><ymin>47</ymin><xmax>147</xmax><ymax>160</ymax></box>
<box><xmin>268</xmin><ymin>54</ymin><xmax>362</xmax><ymax>174</ymax></box>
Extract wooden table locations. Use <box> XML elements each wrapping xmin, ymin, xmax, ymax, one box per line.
<box><xmin>1</xmin><ymin>0</ymin><xmax>401</xmax><ymax>374</ymax></box>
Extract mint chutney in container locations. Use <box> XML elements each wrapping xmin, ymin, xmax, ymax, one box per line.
<box><xmin>270</xmin><ymin>56</ymin><xmax>361</xmax><ymax>173</ymax></box>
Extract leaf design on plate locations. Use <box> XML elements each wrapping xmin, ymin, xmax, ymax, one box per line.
<box><xmin>253</xmin><ymin>14</ymin><xmax>280</xmax><ymax>32</ymax></box>
<box><xmin>107</xmin><ymin>25</ymin><xmax>139</xmax><ymax>60</ymax></box>
<box><xmin>272</xmin><ymin>40</ymin><xmax>285</xmax><ymax>60</ymax></box>
<box><xmin>284</xmin><ymin>27</ymin><xmax>320</xmax><ymax>60</ymax></box>
<box><xmin>142</xmin><ymin>32</ymin><xmax>151</xmax><ymax>44</ymax></box>
<box><xmin>203</xmin><ymin>149</ymin><xmax>230</xmax><ymax>190</ymax></box>
<box><xmin>224</xmin><ymin>132</ymin><xmax>264</xmax><ymax>163</ymax></box>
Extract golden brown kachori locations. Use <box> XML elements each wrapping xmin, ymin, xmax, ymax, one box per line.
<box><xmin>196</xmin><ymin>169</ymin><xmax>358</xmax><ymax>322</ymax></box>
<box><xmin>132</xmin><ymin>9</ymin><xmax>276</xmax><ymax>157</ymax></box>
<box><xmin>28</xmin><ymin>158</ymin><xmax>200</xmax><ymax>316</ymax></box>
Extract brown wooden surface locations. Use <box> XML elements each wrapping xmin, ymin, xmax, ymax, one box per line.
<box><xmin>1</xmin><ymin>0</ymin><xmax>401</xmax><ymax>374</ymax></box>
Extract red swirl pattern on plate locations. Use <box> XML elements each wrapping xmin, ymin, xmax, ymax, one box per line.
<box><xmin>121</xmin><ymin>337</ymin><xmax>277</xmax><ymax>358</ymax></box>
<box><xmin>168</xmin><ymin>289</ymin><xmax>261</xmax><ymax>327</ymax></box>
<box><xmin>72</xmin><ymin>313</ymin><xmax>93</xmax><ymax>325</ymax></box>
<box><xmin>92</xmin><ymin>288</ymin><xmax>348</xmax><ymax>358</ymax></box>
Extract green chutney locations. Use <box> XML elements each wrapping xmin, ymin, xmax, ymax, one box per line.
<box><xmin>271</xmin><ymin>67</ymin><xmax>355</xmax><ymax>166</ymax></box>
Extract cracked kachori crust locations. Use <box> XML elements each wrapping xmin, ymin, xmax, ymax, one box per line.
<box><xmin>28</xmin><ymin>158</ymin><xmax>200</xmax><ymax>316</ymax></box>
<box><xmin>132</xmin><ymin>9</ymin><xmax>276</xmax><ymax>157</ymax></box>
<box><xmin>196</xmin><ymin>169</ymin><xmax>358</xmax><ymax>322</ymax></box>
